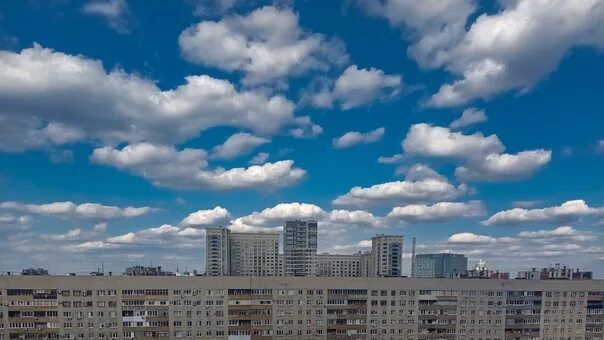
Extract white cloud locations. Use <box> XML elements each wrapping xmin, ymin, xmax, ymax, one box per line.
<box><xmin>333</xmin><ymin>168</ymin><xmax>467</xmax><ymax>207</ymax></box>
<box><xmin>331</xmin><ymin>240</ymin><xmax>372</xmax><ymax>252</ymax></box>
<box><xmin>518</xmin><ymin>226</ymin><xmax>595</xmax><ymax>242</ymax></box>
<box><xmin>0</xmin><ymin>201</ymin><xmax>152</xmax><ymax>220</ymax></box>
<box><xmin>426</xmin><ymin>0</ymin><xmax>604</xmax><ymax>106</ymax></box>
<box><xmin>308</xmin><ymin>65</ymin><xmax>402</xmax><ymax>110</ymax></box>
<box><xmin>188</xmin><ymin>0</ymin><xmax>238</xmax><ymax>16</ymax></box>
<box><xmin>328</xmin><ymin>210</ymin><xmax>382</xmax><ymax>228</ymax></box>
<box><xmin>179</xmin><ymin>6</ymin><xmax>348</xmax><ymax>85</ymax></box>
<box><xmin>402</xmin><ymin>124</ymin><xmax>551</xmax><ymax>181</ymax></box>
<box><xmin>82</xmin><ymin>0</ymin><xmax>131</xmax><ymax>34</ymax></box>
<box><xmin>483</xmin><ymin>200</ymin><xmax>604</xmax><ymax>226</ymax></box>
<box><xmin>43</xmin><ymin>228</ymin><xmax>84</xmax><ymax>241</ymax></box>
<box><xmin>403</xmin><ymin>123</ymin><xmax>504</xmax><ymax>159</ymax></box>
<box><xmin>333</xmin><ymin>127</ymin><xmax>385</xmax><ymax>149</ymax></box>
<box><xmin>181</xmin><ymin>206</ymin><xmax>231</xmax><ymax>226</ymax></box>
<box><xmin>210</xmin><ymin>133</ymin><xmax>269</xmax><ymax>160</ymax></box>
<box><xmin>387</xmin><ymin>201</ymin><xmax>484</xmax><ymax>223</ymax></box>
<box><xmin>447</xmin><ymin>232</ymin><xmax>498</xmax><ymax>244</ymax></box>
<box><xmin>0</xmin><ymin>45</ymin><xmax>295</xmax><ymax>152</ymax></box>
<box><xmin>363</xmin><ymin>0</ymin><xmax>604</xmax><ymax>107</ymax></box>
<box><xmin>377</xmin><ymin>154</ymin><xmax>403</xmax><ymax>164</ymax></box>
<box><xmin>0</xmin><ymin>214</ymin><xmax>32</xmax><ymax>226</ymax></box>
<box><xmin>69</xmin><ymin>241</ymin><xmax>119</xmax><ymax>252</ymax></box>
<box><xmin>249</xmin><ymin>152</ymin><xmax>270</xmax><ymax>165</ymax></box>
<box><xmin>230</xmin><ymin>203</ymin><xmax>327</xmax><ymax>231</ymax></box>
<box><xmin>289</xmin><ymin>116</ymin><xmax>323</xmax><ymax>139</ymax></box>
<box><xmin>91</xmin><ymin>143</ymin><xmax>306</xmax><ymax>190</ymax></box>
<box><xmin>449</xmin><ymin>108</ymin><xmax>487</xmax><ymax>129</ymax></box>
<box><xmin>456</xmin><ymin>149</ymin><xmax>552</xmax><ymax>181</ymax></box>
<box><xmin>399</xmin><ymin>163</ymin><xmax>446</xmax><ymax>182</ymax></box>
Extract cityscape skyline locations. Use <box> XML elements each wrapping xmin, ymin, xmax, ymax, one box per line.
<box><xmin>1</xmin><ymin>0</ymin><xmax>604</xmax><ymax>277</ymax></box>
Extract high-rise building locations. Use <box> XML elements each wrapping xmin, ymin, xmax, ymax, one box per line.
<box><xmin>205</xmin><ymin>227</ymin><xmax>230</xmax><ymax>276</ymax></box>
<box><xmin>284</xmin><ymin>220</ymin><xmax>318</xmax><ymax>276</ymax></box>
<box><xmin>412</xmin><ymin>253</ymin><xmax>468</xmax><ymax>278</ymax></box>
<box><xmin>370</xmin><ymin>234</ymin><xmax>403</xmax><ymax>277</ymax></box>
<box><xmin>228</xmin><ymin>232</ymin><xmax>280</xmax><ymax>276</ymax></box>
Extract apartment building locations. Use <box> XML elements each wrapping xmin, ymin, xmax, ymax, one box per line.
<box><xmin>228</xmin><ymin>232</ymin><xmax>280</xmax><ymax>277</ymax></box>
<box><xmin>412</xmin><ymin>253</ymin><xmax>468</xmax><ymax>278</ymax></box>
<box><xmin>2</xmin><ymin>276</ymin><xmax>602</xmax><ymax>340</ymax></box>
<box><xmin>370</xmin><ymin>235</ymin><xmax>403</xmax><ymax>278</ymax></box>
<box><xmin>205</xmin><ymin>227</ymin><xmax>230</xmax><ymax>277</ymax></box>
<box><xmin>316</xmin><ymin>253</ymin><xmax>362</xmax><ymax>277</ymax></box>
<box><xmin>284</xmin><ymin>220</ymin><xmax>318</xmax><ymax>277</ymax></box>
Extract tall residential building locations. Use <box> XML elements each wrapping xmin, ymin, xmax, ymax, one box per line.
<box><xmin>412</xmin><ymin>253</ymin><xmax>468</xmax><ymax>278</ymax></box>
<box><xmin>370</xmin><ymin>234</ymin><xmax>403</xmax><ymax>277</ymax></box>
<box><xmin>284</xmin><ymin>220</ymin><xmax>318</xmax><ymax>276</ymax></box>
<box><xmin>205</xmin><ymin>227</ymin><xmax>230</xmax><ymax>276</ymax></box>
<box><xmin>229</xmin><ymin>232</ymin><xmax>280</xmax><ymax>276</ymax></box>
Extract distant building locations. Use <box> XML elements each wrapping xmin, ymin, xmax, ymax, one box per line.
<box><xmin>449</xmin><ymin>260</ymin><xmax>510</xmax><ymax>279</ymax></box>
<box><xmin>412</xmin><ymin>253</ymin><xmax>468</xmax><ymax>278</ymax></box>
<box><xmin>370</xmin><ymin>235</ymin><xmax>403</xmax><ymax>277</ymax></box>
<box><xmin>316</xmin><ymin>253</ymin><xmax>362</xmax><ymax>277</ymax></box>
<box><xmin>21</xmin><ymin>268</ymin><xmax>49</xmax><ymax>276</ymax></box>
<box><xmin>517</xmin><ymin>264</ymin><xmax>593</xmax><ymax>280</ymax></box>
<box><xmin>123</xmin><ymin>266</ymin><xmax>173</xmax><ymax>276</ymax></box>
<box><xmin>229</xmin><ymin>232</ymin><xmax>280</xmax><ymax>276</ymax></box>
<box><xmin>205</xmin><ymin>227</ymin><xmax>230</xmax><ymax>276</ymax></box>
<box><xmin>284</xmin><ymin>220</ymin><xmax>318</xmax><ymax>276</ymax></box>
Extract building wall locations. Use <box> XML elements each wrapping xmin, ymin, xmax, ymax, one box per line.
<box><xmin>316</xmin><ymin>254</ymin><xmax>362</xmax><ymax>277</ymax></box>
<box><xmin>284</xmin><ymin>220</ymin><xmax>318</xmax><ymax>277</ymax></box>
<box><xmin>205</xmin><ymin>228</ymin><xmax>230</xmax><ymax>277</ymax></box>
<box><xmin>1</xmin><ymin>276</ymin><xmax>603</xmax><ymax>340</ymax></box>
<box><xmin>228</xmin><ymin>233</ymin><xmax>280</xmax><ymax>277</ymax></box>
<box><xmin>370</xmin><ymin>235</ymin><xmax>403</xmax><ymax>277</ymax></box>
<box><xmin>413</xmin><ymin>253</ymin><xmax>468</xmax><ymax>278</ymax></box>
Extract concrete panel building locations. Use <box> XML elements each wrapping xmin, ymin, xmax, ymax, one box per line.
<box><xmin>370</xmin><ymin>235</ymin><xmax>403</xmax><ymax>277</ymax></box>
<box><xmin>316</xmin><ymin>253</ymin><xmax>362</xmax><ymax>277</ymax></box>
<box><xmin>284</xmin><ymin>220</ymin><xmax>318</xmax><ymax>277</ymax></box>
<box><xmin>228</xmin><ymin>232</ymin><xmax>280</xmax><ymax>277</ymax></box>
<box><xmin>1</xmin><ymin>276</ymin><xmax>603</xmax><ymax>340</ymax></box>
<box><xmin>205</xmin><ymin>227</ymin><xmax>230</xmax><ymax>276</ymax></box>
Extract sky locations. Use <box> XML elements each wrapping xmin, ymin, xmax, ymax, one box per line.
<box><xmin>1</xmin><ymin>0</ymin><xmax>604</xmax><ymax>276</ymax></box>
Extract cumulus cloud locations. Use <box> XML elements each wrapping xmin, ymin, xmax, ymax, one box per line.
<box><xmin>180</xmin><ymin>206</ymin><xmax>231</xmax><ymax>226</ymax></box>
<box><xmin>0</xmin><ymin>45</ymin><xmax>295</xmax><ymax>152</ymax></box>
<box><xmin>179</xmin><ymin>6</ymin><xmax>348</xmax><ymax>85</ymax></box>
<box><xmin>455</xmin><ymin>150</ymin><xmax>552</xmax><ymax>181</ymax></box>
<box><xmin>229</xmin><ymin>203</ymin><xmax>327</xmax><ymax>232</ymax></box>
<box><xmin>518</xmin><ymin>226</ymin><xmax>596</xmax><ymax>243</ymax></box>
<box><xmin>333</xmin><ymin>127</ymin><xmax>385</xmax><ymax>149</ymax></box>
<box><xmin>308</xmin><ymin>65</ymin><xmax>402</xmax><ymax>109</ymax></box>
<box><xmin>210</xmin><ymin>133</ymin><xmax>269</xmax><ymax>160</ymax></box>
<box><xmin>0</xmin><ymin>201</ymin><xmax>152</xmax><ymax>220</ymax></box>
<box><xmin>483</xmin><ymin>200</ymin><xmax>604</xmax><ymax>226</ymax></box>
<box><xmin>91</xmin><ymin>143</ymin><xmax>306</xmax><ymax>190</ymax></box>
<box><xmin>387</xmin><ymin>201</ymin><xmax>484</xmax><ymax>223</ymax></box>
<box><xmin>333</xmin><ymin>167</ymin><xmax>467</xmax><ymax>207</ymax></box>
<box><xmin>449</xmin><ymin>108</ymin><xmax>487</xmax><ymax>129</ymax></box>
<box><xmin>363</xmin><ymin>0</ymin><xmax>604</xmax><ymax>107</ymax></box>
<box><xmin>402</xmin><ymin>124</ymin><xmax>551</xmax><ymax>181</ymax></box>
<box><xmin>82</xmin><ymin>0</ymin><xmax>132</xmax><ymax>34</ymax></box>
<box><xmin>328</xmin><ymin>210</ymin><xmax>383</xmax><ymax>229</ymax></box>
<box><xmin>249</xmin><ymin>152</ymin><xmax>270</xmax><ymax>165</ymax></box>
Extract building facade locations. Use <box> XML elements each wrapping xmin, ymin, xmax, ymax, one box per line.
<box><xmin>228</xmin><ymin>232</ymin><xmax>280</xmax><ymax>277</ymax></box>
<box><xmin>1</xmin><ymin>276</ymin><xmax>603</xmax><ymax>340</ymax></box>
<box><xmin>316</xmin><ymin>253</ymin><xmax>362</xmax><ymax>277</ymax></box>
<box><xmin>284</xmin><ymin>220</ymin><xmax>318</xmax><ymax>277</ymax></box>
<box><xmin>205</xmin><ymin>227</ymin><xmax>230</xmax><ymax>277</ymax></box>
<box><xmin>412</xmin><ymin>253</ymin><xmax>468</xmax><ymax>278</ymax></box>
<box><xmin>370</xmin><ymin>235</ymin><xmax>403</xmax><ymax>277</ymax></box>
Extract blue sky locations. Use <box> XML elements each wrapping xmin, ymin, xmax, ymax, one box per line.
<box><xmin>1</xmin><ymin>0</ymin><xmax>604</xmax><ymax>275</ymax></box>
